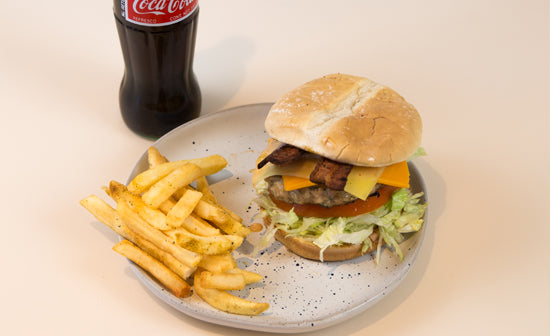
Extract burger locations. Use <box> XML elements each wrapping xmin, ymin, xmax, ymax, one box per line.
<box><xmin>252</xmin><ymin>73</ymin><xmax>427</xmax><ymax>262</ymax></box>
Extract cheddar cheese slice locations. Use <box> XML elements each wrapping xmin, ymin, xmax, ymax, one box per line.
<box><xmin>282</xmin><ymin>175</ymin><xmax>317</xmax><ymax>191</ymax></box>
<box><xmin>377</xmin><ymin>160</ymin><xmax>410</xmax><ymax>188</ymax></box>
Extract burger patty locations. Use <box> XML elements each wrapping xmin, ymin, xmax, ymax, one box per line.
<box><xmin>266</xmin><ymin>175</ymin><xmax>363</xmax><ymax>208</ymax></box>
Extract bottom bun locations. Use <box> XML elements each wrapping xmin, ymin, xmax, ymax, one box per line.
<box><xmin>274</xmin><ymin>228</ymin><xmax>381</xmax><ymax>262</ymax></box>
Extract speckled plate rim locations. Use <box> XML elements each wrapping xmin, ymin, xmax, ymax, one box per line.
<box><xmin>125</xmin><ymin>103</ymin><xmax>428</xmax><ymax>333</ymax></box>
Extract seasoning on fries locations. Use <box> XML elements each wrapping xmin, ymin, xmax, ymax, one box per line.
<box><xmin>80</xmin><ymin>147</ymin><xmax>269</xmax><ymax>316</ymax></box>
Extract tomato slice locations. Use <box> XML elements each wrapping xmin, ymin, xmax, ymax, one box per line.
<box><xmin>270</xmin><ymin>185</ymin><xmax>398</xmax><ymax>218</ymax></box>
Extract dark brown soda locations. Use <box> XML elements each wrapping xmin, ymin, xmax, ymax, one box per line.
<box><xmin>114</xmin><ymin>7</ymin><xmax>201</xmax><ymax>139</ymax></box>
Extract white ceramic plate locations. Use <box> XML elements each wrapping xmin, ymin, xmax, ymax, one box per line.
<box><xmin>126</xmin><ymin>103</ymin><xmax>428</xmax><ymax>333</ymax></box>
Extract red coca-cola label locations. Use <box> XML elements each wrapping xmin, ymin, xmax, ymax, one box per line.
<box><xmin>122</xmin><ymin>0</ymin><xmax>198</xmax><ymax>26</ymax></box>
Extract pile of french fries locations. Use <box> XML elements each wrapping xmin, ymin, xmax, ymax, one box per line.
<box><xmin>80</xmin><ymin>147</ymin><xmax>269</xmax><ymax>316</ymax></box>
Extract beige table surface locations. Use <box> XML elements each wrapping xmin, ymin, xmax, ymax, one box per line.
<box><xmin>1</xmin><ymin>1</ymin><xmax>548</xmax><ymax>335</ymax></box>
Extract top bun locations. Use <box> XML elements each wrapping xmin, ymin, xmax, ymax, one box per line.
<box><xmin>265</xmin><ymin>74</ymin><xmax>422</xmax><ymax>167</ymax></box>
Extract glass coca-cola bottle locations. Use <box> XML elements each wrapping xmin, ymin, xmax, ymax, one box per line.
<box><xmin>114</xmin><ymin>0</ymin><xmax>201</xmax><ymax>139</ymax></box>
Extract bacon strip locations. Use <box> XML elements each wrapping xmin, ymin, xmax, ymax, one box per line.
<box><xmin>257</xmin><ymin>144</ymin><xmax>307</xmax><ymax>169</ymax></box>
<box><xmin>257</xmin><ymin>143</ymin><xmax>355</xmax><ymax>191</ymax></box>
<box><xmin>309</xmin><ymin>158</ymin><xmax>352</xmax><ymax>190</ymax></box>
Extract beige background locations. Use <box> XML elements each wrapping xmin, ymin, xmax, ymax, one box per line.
<box><xmin>1</xmin><ymin>1</ymin><xmax>548</xmax><ymax>335</ymax></box>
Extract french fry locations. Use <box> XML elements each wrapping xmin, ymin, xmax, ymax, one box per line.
<box><xmin>134</xmin><ymin>235</ymin><xmax>196</xmax><ymax>280</ymax></box>
<box><xmin>198</xmin><ymin>270</ymin><xmax>246</xmax><ymax>291</ymax></box>
<box><xmin>133</xmin><ymin>201</ymin><xmax>171</xmax><ymax>230</ymax></box>
<box><xmin>173</xmin><ymin>227</ymin><xmax>243</xmax><ymax>255</ymax></box>
<box><xmin>194</xmin><ymin>270</ymin><xmax>269</xmax><ymax>316</ymax></box>
<box><xmin>166</xmin><ymin>187</ymin><xmax>203</xmax><ymax>227</ymax></box>
<box><xmin>193</xmin><ymin>199</ymin><xmax>251</xmax><ymax>237</ymax></box>
<box><xmin>172</xmin><ymin>183</ymin><xmax>201</xmax><ymax>201</ymax></box>
<box><xmin>193</xmin><ymin>198</ymin><xmax>229</xmax><ymax>222</ymax></box>
<box><xmin>186</xmin><ymin>154</ymin><xmax>229</xmax><ymax>176</ymax></box>
<box><xmin>113</xmin><ymin>240</ymin><xmax>191</xmax><ymax>298</ymax></box>
<box><xmin>109</xmin><ymin>181</ymin><xmax>171</xmax><ymax>230</ymax></box>
<box><xmin>216</xmin><ymin>203</ymin><xmax>243</xmax><ymax>223</ymax></box>
<box><xmin>198</xmin><ymin>253</ymin><xmax>237</xmax><ymax>273</ymax></box>
<box><xmin>195</xmin><ymin>176</ymin><xmax>216</xmax><ymax>202</ymax></box>
<box><xmin>194</xmin><ymin>175</ymin><xmax>244</xmax><ymax>223</ymax></box>
<box><xmin>148</xmin><ymin>146</ymin><xmax>169</xmax><ymax>168</ymax></box>
<box><xmin>81</xmin><ymin>147</ymin><xmax>270</xmax><ymax>315</ymax></box>
<box><xmin>128</xmin><ymin>155</ymin><xmax>228</xmax><ymax>194</ymax></box>
<box><xmin>226</xmin><ymin>268</ymin><xmax>264</xmax><ymax>285</ymax></box>
<box><xmin>158</xmin><ymin>197</ymin><xmax>177</xmax><ymax>214</ymax></box>
<box><xmin>218</xmin><ymin>216</ymin><xmax>251</xmax><ymax>238</ymax></box>
<box><xmin>127</xmin><ymin>161</ymin><xmax>187</xmax><ymax>194</ymax></box>
<box><xmin>79</xmin><ymin>195</ymin><xmax>195</xmax><ymax>279</ymax></box>
<box><xmin>185</xmin><ymin>214</ymin><xmax>220</xmax><ymax>236</ymax></box>
<box><xmin>142</xmin><ymin>163</ymin><xmax>203</xmax><ymax>209</ymax></box>
<box><xmin>160</xmin><ymin>186</ymin><xmax>234</xmax><ymax>226</ymax></box>
<box><xmin>165</xmin><ymin>214</ymin><xmax>220</xmax><ymax>237</ymax></box>
<box><xmin>80</xmin><ymin>195</ymin><xmax>135</xmax><ymax>240</ymax></box>
<box><xmin>116</xmin><ymin>200</ymin><xmax>202</xmax><ymax>268</ymax></box>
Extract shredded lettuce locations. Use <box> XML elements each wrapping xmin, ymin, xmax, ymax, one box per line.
<box><xmin>408</xmin><ymin>147</ymin><xmax>427</xmax><ymax>161</ymax></box>
<box><xmin>252</xmin><ymin>181</ymin><xmax>427</xmax><ymax>263</ymax></box>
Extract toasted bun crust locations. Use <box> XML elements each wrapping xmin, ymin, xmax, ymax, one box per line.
<box><xmin>274</xmin><ymin>228</ymin><xmax>380</xmax><ymax>262</ymax></box>
<box><xmin>265</xmin><ymin>74</ymin><xmax>422</xmax><ymax>167</ymax></box>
